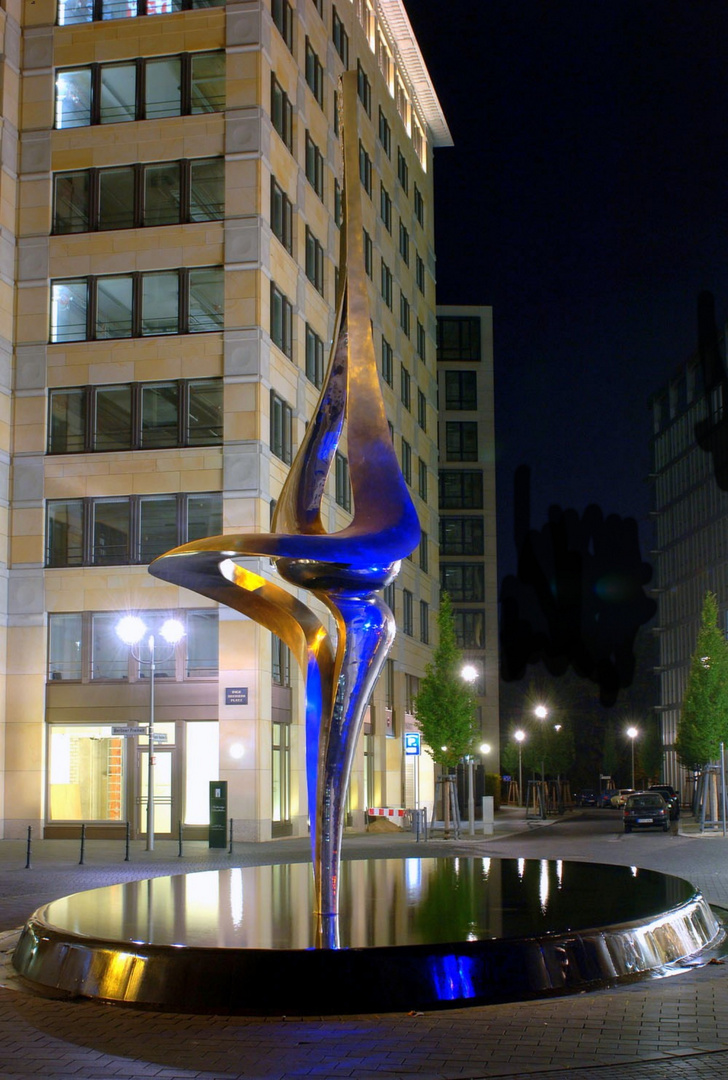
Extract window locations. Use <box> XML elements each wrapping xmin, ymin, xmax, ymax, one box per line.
<box><xmin>420</xmin><ymin>600</ymin><xmax>429</xmax><ymax>644</ymax></box>
<box><xmin>378</xmin><ymin>108</ymin><xmax>391</xmax><ymax>156</ymax></box>
<box><xmin>419</xmin><ymin>532</ymin><xmax>428</xmax><ymax>572</ymax></box>
<box><xmin>453</xmin><ymin>610</ymin><xmax>485</xmax><ymax>649</ymax></box>
<box><xmin>397</xmin><ymin>148</ymin><xmax>409</xmax><ymax>194</ymax></box>
<box><xmin>439</xmin><ymin>471</ymin><xmax>483</xmax><ymax>509</ymax></box>
<box><xmin>439</xmin><ymin>516</ymin><xmax>484</xmax><ymax>554</ymax></box>
<box><xmin>398</xmin><ymin>221</ymin><xmax>409</xmax><ymax>265</ymax></box>
<box><xmin>381</xmin><ymin>261</ymin><xmax>392</xmax><ymax>308</ymax></box>
<box><xmin>399</xmin><ymin>292</ymin><xmax>410</xmax><ymax>337</ymax></box>
<box><xmin>272</xmin><ymin>75</ymin><xmax>293</xmax><ymax>150</ymax></box>
<box><xmin>441</xmin><ymin>563</ymin><xmax>485</xmax><ymax>602</ymax></box>
<box><xmin>380</xmin><ymin>184</ymin><xmax>392</xmax><ymax>231</ymax></box>
<box><xmin>46</xmin><ymin>492</ymin><xmax>221</xmax><ymax>567</ymax></box>
<box><xmin>270</xmin><ymin>390</ymin><xmax>293</xmax><ymax>463</ymax></box>
<box><xmin>57</xmin><ymin>0</ymin><xmax>225</xmax><ymax>24</ymax></box>
<box><xmin>401</xmin><ymin>438</ymin><xmax>412</xmax><ymax>484</ymax></box>
<box><xmin>400</xmin><ymin>365</ymin><xmax>411</xmax><ymax>410</ymax></box>
<box><xmin>416</xmin><ymin>320</ymin><xmax>426</xmax><ymax>361</ymax></box>
<box><xmin>363</xmin><ymin>229</ymin><xmax>373</xmax><ymax>278</ymax></box>
<box><xmin>305</xmin><ymin>325</ymin><xmax>325</xmax><ymax>388</ymax></box>
<box><xmin>272</xmin><ymin>0</ymin><xmax>294</xmax><ymax>50</ymax></box>
<box><xmin>383</xmin><ymin>585</ymin><xmax>395</xmax><ymax>620</ymax></box>
<box><xmin>50</xmin><ymin>268</ymin><xmax>223</xmax><ymax>342</ymax></box>
<box><xmin>332</xmin><ymin>8</ymin><xmax>349</xmax><ymax>65</ymax></box>
<box><xmin>438</xmin><ymin>316</ymin><xmax>482</xmax><ymax>361</ymax></box>
<box><xmin>415</xmin><ymin>253</ymin><xmax>425</xmax><ymax>293</ymax></box>
<box><xmin>305</xmin><ymin>38</ymin><xmax>324</xmax><ymax>108</ymax></box>
<box><xmin>335</xmin><ymin>179</ymin><xmax>342</xmax><ymax>227</ymax></box>
<box><xmin>335</xmin><ymin>452</ymin><xmax>351</xmax><ymax>511</ymax></box>
<box><xmin>305</xmin><ymin>228</ymin><xmax>325</xmax><ymax>295</ymax></box>
<box><xmin>359</xmin><ymin>142</ymin><xmax>372</xmax><ymax>196</ymax></box>
<box><xmin>402</xmin><ymin>589</ymin><xmax>413</xmax><ymax>636</ymax></box>
<box><xmin>418</xmin><ymin>457</ymin><xmax>428</xmax><ymax>502</ymax></box>
<box><xmin>414</xmin><ymin>183</ymin><xmax>424</xmax><ymax>226</ymax></box>
<box><xmin>55</xmin><ymin>53</ymin><xmax>224</xmax><ymax>129</ymax></box>
<box><xmin>49</xmin><ymin>378</ymin><xmax>222</xmax><ymax>454</ymax></box>
<box><xmin>381</xmin><ymin>338</ymin><xmax>393</xmax><ymax>386</ymax></box>
<box><xmin>271</xmin><ymin>177</ymin><xmax>293</xmax><ymax>252</ymax></box>
<box><xmin>357</xmin><ymin>61</ymin><xmax>371</xmax><ymax>116</ymax></box>
<box><xmin>446</xmin><ymin>421</ymin><xmax>478</xmax><ymax>461</ymax></box>
<box><xmin>306</xmin><ymin>133</ymin><xmax>325</xmax><ymax>199</ymax></box>
<box><xmin>417</xmin><ymin>389</ymin><xmax>427</xmax><ymax>431</ymax></box>
<box><xmin>272</xmin><ymin>633</ymin><xmax>291</xmax><ymax>686</ymax></box>
<box><xmin>445</xmin><ymin>370</ymin><xmax>478</xmax><ymax>410</ymax></box>
<box><xmin>270</xmin><ymin>283</ymin><xmax>293</xmax><ymax>358</ymax></box>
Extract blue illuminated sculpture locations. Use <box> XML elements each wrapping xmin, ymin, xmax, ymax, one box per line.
<box><xmin>150</xmin><ymin>72</ymin><xmax>420</xmax><ymax>945</ymax></box>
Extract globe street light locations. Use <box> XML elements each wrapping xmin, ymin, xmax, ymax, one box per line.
<box><xmin>626</xmin><ymin>726</ymin><xmax>638</xmax><ymax>790</ymax></box>
<box><xmin>514</xmin><ymin>729</ymin><xmax>525</xmax><ymax>807</ymax></box>
<box><xmin>116</xmin><ymin>616</ymin><xmax>185</xmax><ymax>851</ymax></box>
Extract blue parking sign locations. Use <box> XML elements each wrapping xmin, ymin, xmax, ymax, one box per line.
<box><xmin>404</xmin><ymin>732</ymin><xmax>421</xmax><ymax>756</ymax></box>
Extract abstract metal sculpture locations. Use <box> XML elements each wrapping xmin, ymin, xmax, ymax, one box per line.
<box><xmin>149</xmin><ymin>72</ymin><xmax>420</xmax><ymax>945</ymax></box>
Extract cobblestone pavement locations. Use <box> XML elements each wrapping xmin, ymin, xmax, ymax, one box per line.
<box><xmin>2</xmin><ymin>810</ymin><xmax>728</xmax><ymax>1079</ymax></box>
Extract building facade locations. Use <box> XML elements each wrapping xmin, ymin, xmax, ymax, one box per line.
<box><xmin>436</xmin><ymin>306</ymin><xmax>499</xmax><ymax>771</ymax></box>
<box><xmin>650</xmin><ymin>331</ymin><xmax>728</xmax><ymax>792</ymax></box>
<box><xmin>2</xmin><ymin>0</ymin><xmax>450</xmax><ymax>841</ymax></box>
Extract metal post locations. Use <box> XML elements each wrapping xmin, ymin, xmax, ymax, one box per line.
<box><xmin>178</xmin><ymin>819</ymin><xmax>183</xmax><ymax>856</ymax></box>
<box><xmin>25</xmin><ymin>825</ymin><xmax>31</xmax><ymax>869</ymax></box>
<box><xmin>147</xmin><ymin>634</ymin><xmax>155</xmax><ymax>851</ymax></box>
<box><xmin>518</xmin><ymin>745</ymin><xmax>523</xmax><ymax>807</ymax></box>
<box><xmin>467</xmin><ymin>757</ymin><xmax>475</xmax><ymax>836</ymax></box>
<box><xmin>124</xmin><ymin>820</ymin><xmax>130</xmax><ymax>862</ymax></box>
<box><xmin>228</xmin><ymin>816</ymin><xmax>233</xmax><ymax>854</ymax></box>
<box><xmin>79</xmin><ymin>823</ymin><xmax>86</xmax><ymax>865</ymax></box>
<box><xmin>721</xmin><ymin>744</ymin><xmax>727</xmax><ymax>838</ymax></box>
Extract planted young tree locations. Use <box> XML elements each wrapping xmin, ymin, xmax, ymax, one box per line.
<box><xmin>675</xmin><ymin>592</ymin><xmax>728</xmax><ymax>770</ymax></box>
<box><xmin>414</xmin><ymin>592</ymin><xmax>478</xmax><ymax>833</ymax></box>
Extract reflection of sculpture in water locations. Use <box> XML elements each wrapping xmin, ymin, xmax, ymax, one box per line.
<box><xmin>149</xmin><ymin>72</ymin><xmax>420</xmax><ymax>947</ymax></box>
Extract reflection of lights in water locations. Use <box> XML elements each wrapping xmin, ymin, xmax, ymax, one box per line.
<box><xmin>481</xmin><ymin>858</ymin><xmax>491</xmax><ymax>879</ymax></box>
<box><xmin>539</xmin><ymin>860</ymin><xmax>550</xmax><ymax>914</ymax></box>
<box><xmin>556</xmin><ymin>860</ymin><xmax>563</xmax><ymax>888</ymax></box>
<box><xmin>631</xmin><ymin>866</ymin><xmax>639</xmax><ymax>877</ymax></box>
<box><xmin>429</xmin><ymin>954</ymin><xmax>477</xmax><ymax>1000</ymax></box>
<box><xmin>405</xmin><ymin>858</ymin><xmax>422</xmax><ymax>896</ymax></box>
<box><xmin>518</xmin><ymin>858</ymin><xmax>526</xmax><ymax>880</ymax></box>
<box><xmin>230</xmin><ymin>868</ymin><xmax>244</xmax><ymax>929</ymax></box>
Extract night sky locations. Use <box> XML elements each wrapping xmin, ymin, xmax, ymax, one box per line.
<box><xmin>407</xmin><ymin>1</ymin><xmax>728</xmax><ymax>584</ymax></box>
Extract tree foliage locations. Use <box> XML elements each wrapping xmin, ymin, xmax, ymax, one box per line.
<box><xmin>414</xmin><ymin>593</ymin><xmax>478</xmax><ymax>769</ymax></box>
<box><xmin>675</xmin><ymin>592</ymin><xmax>728</xmax><ymax>769</ymax></box>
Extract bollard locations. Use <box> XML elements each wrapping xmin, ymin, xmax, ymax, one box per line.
<box><xmin>79</xmin><ymin>823</ymin><xmax>86</xmax><ymax>865</ymax></box>
<box><xmin>124</xmin><ymin>821</ymin><xmax>130</xmax><ymax>862</ymax></box>
<box><xmin>178</xmin><ymin>819</ymin><xmax>183</xmax><ymax>857</ymax></box>
<box><xmin>25</xmin><ymin>824</ymin><xmax>31</xmax><ymax>869</ymax></box>
<box><xmin>228</xmin><ymin>816</ymin><xmax>233</xmax><ymax>854</ymax></box>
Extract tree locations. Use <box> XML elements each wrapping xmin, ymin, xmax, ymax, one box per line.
<box><xmin>675</xmin><ymin>592</ymin><xmax>728</xmax><ymax>769</ymax></box>
<box><xmin>414</xmin><ymin>593</ymin><xmax>478</xmax><ymax>770</ymax></box>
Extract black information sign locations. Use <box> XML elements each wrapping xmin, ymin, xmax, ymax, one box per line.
<box><xmin>209</xmin><ymin>780</ymin><xmax>228</xmax><ymax>849</ymax></box>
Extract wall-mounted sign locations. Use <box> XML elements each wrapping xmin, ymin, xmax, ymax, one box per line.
<box><xmin>111</xmin><ymin>725</ymin><xmax>148</xmax><ymax>737</ymax></box>
<box><xmin>225</xmin><ymin>687</ymin><xmax>248</xmax><ymax>706</ymax></box>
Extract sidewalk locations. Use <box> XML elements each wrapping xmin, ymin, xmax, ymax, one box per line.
<box><xmin>1</xmin><ymin>811</ymin><xmax>728</xmax><ymax>1079</ymax></box>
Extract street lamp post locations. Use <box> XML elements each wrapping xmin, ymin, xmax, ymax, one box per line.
<box><xmin>460</xmin><ymin>663</ymin><xmax>479</xmax><ymax>835</ymax></box>
<box><xmin>514</xmin><ymin>729</ymin><xmax>525</xmax><ymax>807</ymax></box>
<box><xmin>534</xmin><ymin>704</ymin><xmax>548</xmax><ymax>818</ymax></box>
<box><xmin>626</xmin><ymin>726</ymin><xmax>638</xmax><ymax>790</ymax></box>
<box><xmin>116</xmin><ymin>616</ymin><xmax>185</xmax><ymax>851</ymax></box>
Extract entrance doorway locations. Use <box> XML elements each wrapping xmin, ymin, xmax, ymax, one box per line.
<box><xmin>138</xmin><ymin>746</ymin><xmax>176</xmax><ymax>838</ymax></box>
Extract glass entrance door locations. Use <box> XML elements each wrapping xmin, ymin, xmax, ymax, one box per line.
<box><xmin>138</xmin><ymin>747</ymin><xmax>175</xmax><ymax>837</ymax></box>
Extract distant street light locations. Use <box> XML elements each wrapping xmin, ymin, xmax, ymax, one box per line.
<box><xmin>626</xmin><ymin>726</ymin><xmax>639</xmax><ymax>789</ymax></box>
<box><xmin>514</xmin><ymin>729</ymin><xmax>526</xmax><ymax>807</ymax></box>
<box><xmin>116</xmin><ymin>615</ymin><xmax>185</xmax><ymax>851</ymax></box>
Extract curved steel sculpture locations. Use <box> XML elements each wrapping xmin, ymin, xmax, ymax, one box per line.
<box><xmin>149</xmin><ymin>72</ymin><xmax>420</xmax><ymax>945</ymax></box>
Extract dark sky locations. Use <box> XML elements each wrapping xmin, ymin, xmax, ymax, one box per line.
<box><xmin>407</xmin><ymin>1</ymin><xmax>728</xmax><ymax>581</ymax></box>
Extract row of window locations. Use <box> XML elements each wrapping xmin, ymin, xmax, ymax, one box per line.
<box><xmin>48</xmin><ymin>610</ymin><xmax>218</xmax><ymax>681</ymax></box>
<box><xmin>55</xmin><ymin>53</ymin><xmax>225</xmax><ymax>129</ymax></box>
<box><xmin>50</xmin><ymin>268</ymin><xmax>223</xmax><ymax>343</ymax></box>
<box><xmin>46</xmin><ymin>492</ymin><xmax>222</xmax><ymax>567</ymax></box>
<box><xmin>57</xmin><ymin>0</ymin><xmax>224</xmax><ymax>25</ymax></box>
<box><xmin>53</xmin><ymin>158</ymin><xmax>224</xmax><ymax>235</ymax></box>
<box><xmin>49</xmin><ymin>379</ymin><xmax>222</xmax><ymax>455</ymax></box>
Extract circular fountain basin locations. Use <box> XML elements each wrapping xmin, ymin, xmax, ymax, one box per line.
<box><xmin>12</xmin><ymin>856</ymin><xmax>721</xmax><ymax>1014</ymax></box>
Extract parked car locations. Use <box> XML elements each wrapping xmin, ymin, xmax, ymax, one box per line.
<box><xmin>573</xmin><ymin>788</ymin><xmax>598</xmax><ymax>807</ymax></box>
<box><xmin>598</xmin><ymin>788</ymin><xmax>618</xmax><ymax>808</ymax></box>
<box><xmin>610</xmin><ymin>788</ymin><xmax>636</xmax><ymax>808</ymax></box>
<box><xmin>623</xmin><ymin>791</ymin><xmax>670</xmax><ymax>833</ymax></box>
<box><xmin>649</xmin><ymin>785</ymin><xmax>680</xmax><ymax>820</ymax></box>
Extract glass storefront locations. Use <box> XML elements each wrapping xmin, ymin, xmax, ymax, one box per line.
<box><xmin>48</xmin><ymin>724</ymin><xmax>126</xmax><ymax>821</ymax></box>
